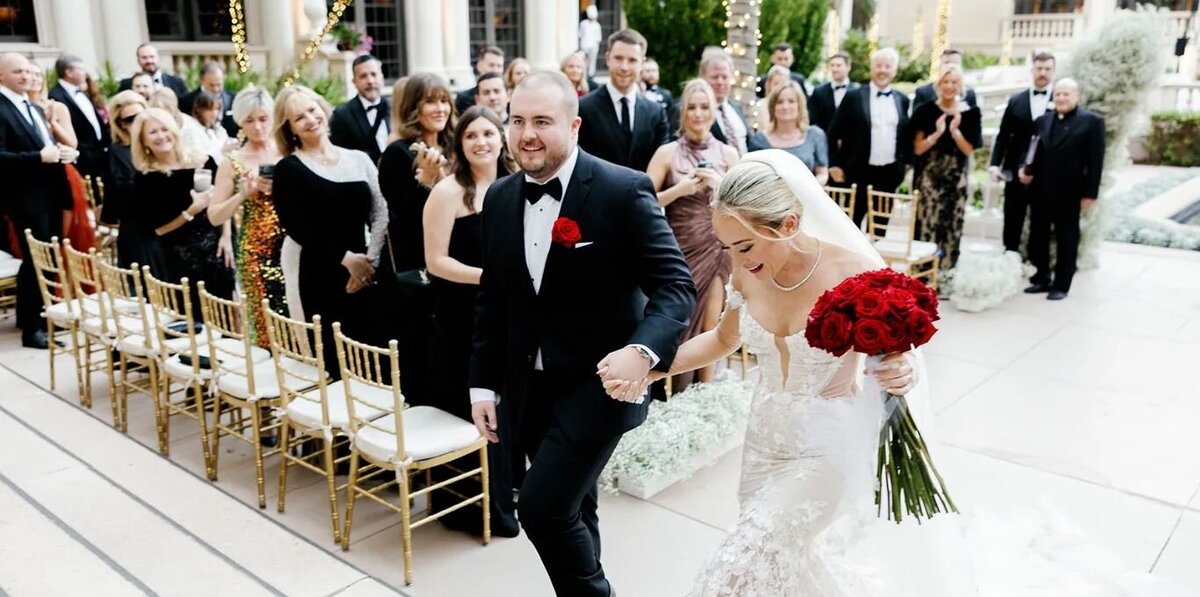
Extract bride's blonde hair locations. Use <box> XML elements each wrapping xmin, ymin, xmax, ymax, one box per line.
<box><xmin>715</xmin><ymin>160</ymin><xmax>804</xmax><ymax>242</ymax></box>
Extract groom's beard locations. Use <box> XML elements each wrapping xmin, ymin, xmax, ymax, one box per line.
<box><xmin>517</xmin><ymin>143</ymin><xmax>572</xmax><ymax>180</ymax></box>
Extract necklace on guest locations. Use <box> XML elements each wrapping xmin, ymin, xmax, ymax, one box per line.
<box><xmin>771</xmin><ymin>239</ymin><xmax>822</xmax><ymax>292</ymax></box>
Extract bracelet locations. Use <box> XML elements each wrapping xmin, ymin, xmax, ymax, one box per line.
<box><xmin>181</xmin><ymin>211</ymin><xmax>194</xmax><ymax>222</ymax></box>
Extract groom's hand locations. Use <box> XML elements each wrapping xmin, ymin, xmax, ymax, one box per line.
<box><xmin>597</xmin><ymin>346</ymin><xmax>653</xmax><ymax>403</ymax></box>
<box><xmin>471</xmin><ymin>401</ymin><xmax>500</xmax><ymax>443</ymax></box>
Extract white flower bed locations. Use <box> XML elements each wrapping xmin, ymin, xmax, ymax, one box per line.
<box><xmin>1106</xmin><ymin>171</ymin><xmax>1200</xmax><ymax>251</ymax></box>
<box><xmin>600</xmin><ymin>371</ymin><xmax>754</xmax><ymax>499</ymax></box>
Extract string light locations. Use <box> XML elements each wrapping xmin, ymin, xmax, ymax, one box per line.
<box><xmin>929</xmin><ymin>0</ymin><xmax>952</xmax><ymax>80</ymax></box>
<box><xmin>911</xmin><ymin>16</ymin><xmax>925</xmax><ymax>60</ymax></box>
<box><xmin>283</xmin><ymin>0</ymin><xmax>351</xmax><ymax>86</ymax></box>
<box><xmin>228</xmin><ymin>0</ymin><xmax>250</xmax><ymax>74</ymax></box>
<box><xmin>999</xmin><ymin>26</ymin><xmax>1014</xmax><ymax>67</ymax></box>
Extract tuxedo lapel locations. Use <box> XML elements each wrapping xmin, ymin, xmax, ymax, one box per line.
<box><xmin>541</xmin><ymin>151</ymin><xmax>594</xmax><ymax>296</ymax></box>
<box><xmin>349</xmin><ymin>99</ymin><xmax>373</xmax><ymax>142</ymax></box>
<box><xmin>508</xmin><ymin>179</ymin><xmax>537</xmax><ymax>299</ymax></box>
<box><xmin>2</xmin><ymin>98</ymin><xmax>42</xmax><ymax>148</ymax></box>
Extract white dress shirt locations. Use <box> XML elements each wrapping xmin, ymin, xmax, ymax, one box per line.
<box><xmin>1030</xmin><ymin>85</ymin><xmax>1053</xmax><ymax>121</ymax></box>
<box><xmin>358</xmin><ymin>95</ymin><xmax>389</xmax><ymax>152</ymax></box>
<box><xmin>0</xmin><ymin>85</ymin><xmax>52</xmax><ymax>147</ymax></box>
<box><xmin>831</xmin><ymin>78</ymin><xmax>850</xmax><ymax>108</ymax></box>
<box><xmin>868</xmin><ymin>83</ymin><xmax>899</xmax><ymax>167</ymax></box>
<box><xmin>57</xmin><ymin>80</ymin><xmax>102</xmax><ymax>139</ymax></box>
<box><xmin>605</xmin><ymin>83</ymin><xmax>639</xmax><ymax>131</ymax></box>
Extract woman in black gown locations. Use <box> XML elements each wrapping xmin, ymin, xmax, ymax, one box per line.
<box><xmin>102</xmin><ymin>90</ymin><xmax>160</xmax><ymax>272</ymax></box>
<box><xmin>421</xmin><ymin>106</ymin><xmax>517</xmax><ymax>536</ymax></box>
<box><xmin>270</xmin><ymin>86</ymin><xmax>388</xmax><ymax>375</ymax></box>
<box><xmin>130</xmin><ymin>107</ymin><xmax>234</xmax><ymax>304</ymax></box>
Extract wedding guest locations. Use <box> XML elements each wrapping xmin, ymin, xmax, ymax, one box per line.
<box><xmin>1019</xmin><ymin>78</ymin><xmax>1104</xmax><ymax>301</ymax></box>
<box><xmin>699</xmin><ymin>48</ymin><xmax>750</xmax><ymax>155</ymax></box>
<box><xmin>330</xmin><ymin>54</ymin><xmax>389</xmax><ymax>164</ymax></box>
<box><xmin>48</xmin><ymin>55</ymin><xmax>110</xmax><ymax>183</ymax></box>
<box><xmin>645</xmin><ymin>79</ymin><xmax>737</xmax><ymax>387</ymax></box>
<box><xmin>0</xmin><ymin>53</ymin><xmax>76</xmax><ymax>348</ymax></box>
<box><xmin>421</xmin><ymin>106</ymin><xmax>518</xmax><ymax>537</ymax></box>
<box><xmin>147</xmin><ymin>87</ymin><xmax>209</xmax><ymax>158</ymax></box>
<box><xmin>130</xmin><ymin>72</ymin><xmax>154</xmax><ymax>100</ymax></box>
<box><xmin>641</xmin><ymin>57</ymin><xmax>674</xmax><ymax>122</ymax></box>
<box><xmin>912</xmin><ymin>49</ymin><xmax>977</xmax><ymax>114</ymax></box>
<box><xmin>755</xmin><ymin>42</ymin><xmax>809</xmax><ymax>99</ymax></box>
<box><xmin>578</xmin><ymin>5</ymin><xmax>603</xmax><ymax>77</ymax></box>
<box><xmin>102</xmin><ymin>91</ymin><xmax>159</xmax><ymax>270</ymax></box>
<box><xmin>456</xmin><ymin>45</ymin><xmax>505</xmax><ymax>116</ymax></box>
<box><xmin>752</xmin><ymin>65</ymin><xmax>793</xmax><ymax>132</ymax></box>
<box><xmin>271</xmin><ymin>85</ymin><xmax>388</xmax><ymax>372</ymax></box>
<box><xmin>83</xmin><ymin>74</ymin><xmax>108</xmax><ymax>123</ymax></box>
<box><xmin>827</xmin><ymin>47</ymin><xmax>911</xmax><ymax>225</ymax></box>
<box><xmin>182</xmin><ymin>61</ymin><xmax>237</xmax><ymax>137</ymax></box>
<box><xmin>578</xmin><ymin>28</ymin><xmax>670</xmax><ymax>172</ymax></box>
<box><xmin>191</xmin><ymin>90</ymin><xmax>237</xmax><ymax>163</ymax></box>
<box><xmin>990</xmin><ymin>52</ymin><xmax>1056</xmax><ymax>254</ymax></box>
<box><xmin>504</xmin><ymin>57</ymin><xmax>530</xmax><ymax>92</ymax></box>
<box><xmin>911</xmin><ymin>64</ymin><xmax>982</xmax><ymax>270</ymax></box>
<box><xmin>561</xmin><ymin>51</ymin><xmax>591</xmax><ymax>97</ymax></box>
<box><xmin>207</xmin><ymin>87</ymin><xmax>287</xmax><ymax>347</ymax></box>
<box><xmin>30</xmin><ymin>68</ymin><xmax>95</xmax><ymax>255</ymax></box>
<box><xmin>474</xmin><ymin>72</ymin><xmax>509</xmax><ymax>124</ymax></box>
<box><xmin>748</xmin><ymin>81</ymin><xmax>828</xmax><ymax>183</ymax></box>
<box><xmin>807</xmin><ymin>52</ymin><xmax>857</xmax><ymax>132</ymax></box>
<box><xmin>118</xmin><ymin>44</ymin><xmax>188</xmax><ymax>99</ymax></box>
<box><xmin>130</xmin><ymin>108</ymin><xmax>234</xmax><ymax>305</ymax></box>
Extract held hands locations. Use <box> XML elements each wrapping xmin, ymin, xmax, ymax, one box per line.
<box><xmin>342</xmin><ymin>252</ymin><xmax>375</xmax><ymax>294</ymax></box>
<box><xmin>471</xmin><ymin>401</ymin><xmax>500</xmax><ymax>443</ymax></box>
<box><xmin>869</xmin><ymin>352</ymin><xmax>917</xmax><ymax>396</ymax></box>
<box><xmin>596</xmin><ymin>346</ymin><xmax>653</xmax><ymax>403</ymax></box>
<box><xmin>40</xmin><ymin>145</ymin><xmax>61</xmax><ymax>164</ymax></box>
<box><xmin>1017</xmin><ymin>168</ymin><xmax>1034</xmax><ymax>186</ymax></box>
<box><xmin>58</xmin><ymin>145</ymin><xmax>79</xmax><ymax>164</ymax></box>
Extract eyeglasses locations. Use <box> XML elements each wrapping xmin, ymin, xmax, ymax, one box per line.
<box><xmin>118</xmin><ymin>114</ymin><xmax>139</xmax><ymax>126</ymax></box>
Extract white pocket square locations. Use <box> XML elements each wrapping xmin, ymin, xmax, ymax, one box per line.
<box><xmin>574</xmin><ymin>241</ymin><xmax>594</xmax><ymax>249</ymax></box>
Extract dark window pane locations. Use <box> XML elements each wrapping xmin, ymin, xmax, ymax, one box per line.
<box><xmin>363</xmin><ymin>0</ymin><xmax>406</xmax><ymax>80</ymax></box>
<box><xmin>593</xmin><ymin>0</ymin><xmax>622</xmax><ymax>70</ymax></box>
<box><xmin>468</xmin><ymin>0</ymin><xmax>523</xmax><ymax>70</ymax></box>
<box><xmin>0</xmin><ymin>0</ymin><xmax>37</xmax><ymax>42</ymax></box>
<box><xmin>146</xmin><ymin>0</ymin><xmax>186</xmax><ymax>40</ymax></box>
<box><xmin>193</xmin><ymin>0</ymin><xmax>232</xmax><ymax>41</ymax></box>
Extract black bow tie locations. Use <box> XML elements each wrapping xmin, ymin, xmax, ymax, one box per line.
<box><xmin>364</xmin><ymin>104</ymin><xmax>380</xmax><ymax>111</ymax></box>
<box><xmin>1032</xmin><ymin>89</ymin><xmax>1048</xmax><ymax>96</ymax></box>
<box><xmin>876</xmin><ymin>90</ymin><xmax>892</xmax><ymax>98</ymax></box>
<box><xmin>523</xmin><ymin>178</ymin><xmax>562</xmax><ymax>204</ymax></box>
<box><xmin>833</xmin><ymin>84</ymin><xmax>846</xmax><ymax>91</ymax></box>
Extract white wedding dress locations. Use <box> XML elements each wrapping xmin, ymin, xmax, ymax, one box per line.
<box><xmin>689</xmin><ymin>150</ymin><xmax>1191</xmax><ymax>597</ymax></box>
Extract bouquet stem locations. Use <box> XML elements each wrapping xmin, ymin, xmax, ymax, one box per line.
<box><xmin>875</xmin><ymin>388</ymin><xmax>957</xmax><ymax>523</ymax></box>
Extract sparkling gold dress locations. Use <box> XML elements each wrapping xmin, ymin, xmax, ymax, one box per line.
<box><xmin>229</xmin><ymin>154</ymin><xmax>288</xmax><ymax>347</ymax></box>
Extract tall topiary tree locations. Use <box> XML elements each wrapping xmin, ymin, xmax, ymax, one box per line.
<box><xmin>1062</xmin><ymin>8</ymin><xmax>1167</xmax><ymax>268</ymax></box>
<box><xmin>625</xmin><ymin>0</ymin><xmax>727</xmax><ymax>96</ymax></box>
<box><xmin>757</xmin><ymin>0</ymin><xmax>827</xmax><ymax>77</ymax></box>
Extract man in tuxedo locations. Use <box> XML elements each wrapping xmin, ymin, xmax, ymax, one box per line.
<box><xmin>827</xmin><ymin>47</ymin><xmax>911</xmax><ymax>225</ymax></box>
<box><xmin>47</xmin><ymin>55</ymin><xmax>109</xmax><ymax>183</ymax></box>
<box><xmin>117</xmin><ymin>44</ymin><xmax>188</xmax><ymax>99</ymax></box>
<box><xmin>0</xmin><ymin>53</ymin><xmax>75</xmax><ymax>348</ymax></box>
<box><xmin>912</xmin><ymin>49</ymin><xmax>977</xmax><ymax>114</ymax></box>
<box><xmin>641</xmin><ymin>58</ymin><xmax>674</xmax><ymax>125</ymax></box>
<box><xmin>470</xmin><ymin>71</ymin><xmax>695</xmax><ymax>596</ymax></box>
<box><xmin>807</xmin><ymin>52</ymin><xmax>858</xmax><ymax>132</ymax></box>
<box><xmin>474</xmin><ymin>72</ymin><xmax>509</xmax><ymax>124</ymax></box>
<box><xmin>699</xmin><ymin>48</ymin><xmax>750</xmax><ymax>155</ymax></box>
<box><xmin>989</xmin><ymin>52</ymin><xmax>1056</xmax><ymax>254</ymax></box>
<box><xmin>756</xmin><ymin>42</ymin><xmax>809</xmax><ymax>99</ymax></box>
<box><xmin>1018</xmin><ymin>78</ymin><xmax>1104</xmax><ymax>301</ymax></box>
<box><xmin>181</xmin><ymin>62</ymin><xmax>237</xmax><ymax>137</ymax></box>
<box><xmin>577</xmin><ymin>28</ymin><xmax>669</xmax><ymax>172</ymax></box>
<box><xmin>329</xmin><ymin>55</ymin><xmax>389</xmax><ymax>164</ymax></box>
<box><xmin>455</xmin><ymin>46</ymin><xmax>505</xmax><ymax>117</ymax></box>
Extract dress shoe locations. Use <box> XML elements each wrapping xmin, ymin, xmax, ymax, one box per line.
<box><xmin>1047</xmin><ymin>290</ymin><xmax>1068</xmax><ymax>301</ymax></box>
<box><xmin>21</xmin><ymin>329</ymin><xmax>59</xmax><ymax>349</ymax></box>
<box><xmin>1024</xmin><ymin>283</ymin><xmax>1052</xmax><ymax>294</ymax></box>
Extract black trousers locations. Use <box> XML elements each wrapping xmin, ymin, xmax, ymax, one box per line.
<box><xmin>516</xmin><ymin>372</ymin><xmax>621</xmax><ymax>597</ymax></box>
<box><xmin>849</xmin><ymin>162</ymin><xmax>906</xmax><ymax>227</ymax></box>
<box><xmin>10</xmin><ymin>210</ymin><xmax>55</xmax><ymax>332</ymax></box>
<box><xmin>1028</xmin><ymin>196</ymin><xmax>1082</xmax><ymax>292</ymax></box>
<box><xmin>1003</xmin><ymin>180</ymin><xmax>1033</xmax><ymax>253</ymax></box>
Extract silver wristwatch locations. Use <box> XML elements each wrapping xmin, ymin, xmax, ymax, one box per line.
<box><xmin>632</xmin><ymin>345</ymin><xmax>654</xmax><ymax>363</ymax></box>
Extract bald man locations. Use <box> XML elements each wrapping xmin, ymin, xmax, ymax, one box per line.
<box><xmin>0</xmin><ymin>53</ymin><xmax>75</xmax><ymax>348</ymax></box>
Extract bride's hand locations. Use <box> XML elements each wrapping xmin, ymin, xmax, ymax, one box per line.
<box><xmin>870</xmin><ymin>352</ymin><xmax>917</xmax><ymax>395</ymax></box>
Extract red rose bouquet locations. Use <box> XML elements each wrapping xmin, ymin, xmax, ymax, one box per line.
<box><xmin>805</xmin><ymin>268</ymin><xmax>956</xmax><ymax>523</ymax></box>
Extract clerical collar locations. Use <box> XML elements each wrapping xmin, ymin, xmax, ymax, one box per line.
<box><xmin>1055</xmin><ymin>106</ymin><xmax>1078</xmax><ymax>120</ymax></box>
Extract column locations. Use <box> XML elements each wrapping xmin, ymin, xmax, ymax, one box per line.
<box><xmin>52</xmin><ymin>0</ymin><xmax>101</xmax><ymax>70</ymax></box>
<box><xmin>554</xmin><ymin>0</ymin><xmax>579</xmax><ymax>69</ymax></box>
<box><xmin>254</xmin><ymin>0</ymin><xmax>296</xmax><ymax>75</ymax></box>
<box><xmin>525</xmin><ymin>0</ymin><xmax>560</xmax><ymax>71</ymax></box>
<box><xmin>441</xmin><ymin>0</ymin><xmax>473</xmax><ymax>88</ymax></box>
<box><xmin>404</xmin><ymin>0</ymin><xmax>445</xmax><ymax>76</ymax></box>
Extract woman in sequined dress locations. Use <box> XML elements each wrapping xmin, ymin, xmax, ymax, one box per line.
<box><xmin>208</xmin><ymin>87</ymin><xmax>287</xmax><ymax>347</ymax></box>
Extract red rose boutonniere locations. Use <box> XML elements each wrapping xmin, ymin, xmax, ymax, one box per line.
<box><xmin>551</xmin><ymin>217</ymin><xmax>583</xmax><ymax>248</ymax></box>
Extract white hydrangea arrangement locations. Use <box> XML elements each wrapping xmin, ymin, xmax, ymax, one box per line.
<box><xmin>599</xmin><ymin>371</ymin><xmax>753</xmax><ymax>494</ymax></box>
<box><xmin>945</xmin><ymin>250</ymin><xmax>1036</xmax><ymax>313</ymax></box>
<box><xmin>1105</xmin><ymin>171</ymin><xmax>1200</xmax><ymax>250</ymax></box>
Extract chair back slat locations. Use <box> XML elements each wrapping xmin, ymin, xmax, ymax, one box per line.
<box><xmin>62</xmin><ymin>241</ymin><xmax>107</xmax><ymax>326</ymax></box>
<box><xmin>142</xmin><ymin>268</ymin><xmax>204</xmax><ymax>372</ymax></box>
<box><xmin>866</xmin><ymin>187</ymin><xmax>921</xmax><ymax>258</ymax></box>
<box><xmin>197</xmin><ymin>283</ymin><xmax>258</xmax><ymax>394</ymax></box>
<box><xmin>822</xmin><ymin>183</ymin><xmax>857</xmax><ymax>220</ymax></box>
<box><xmin>97</xmin><ymin>260</ymin><xmax>148</xmax><ymax>345</ymax></box>
<box><xmin>333</xmin><ymin>323</ymin><xmax>405</xmax><ymax>461</ymax></box>
<box><xmin>24</xmin><ymin>231</ymin><xmax>73</xmax><ymax>310</ymax></box>
<box><xmin>262</xmin><ymin>302</ymin><xmax>330</xmax><ymax>424</ymax></box>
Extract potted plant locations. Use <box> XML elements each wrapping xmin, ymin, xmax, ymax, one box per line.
<box><xmin>330</xmin><ymin>23</ymin><xmax>373</xmax><ymax>54</ymax></box>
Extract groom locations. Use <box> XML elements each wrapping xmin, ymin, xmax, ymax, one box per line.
<box><xmin>469</xmin><ymin>71</ymin><xmax>696</xmax><ymax>596</ymax></box>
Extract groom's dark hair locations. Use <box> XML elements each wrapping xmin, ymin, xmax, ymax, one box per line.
<box><xmin>514</xmin><ymin>71</ymin><xmax>579</xmax><ymax>119</ymax></box>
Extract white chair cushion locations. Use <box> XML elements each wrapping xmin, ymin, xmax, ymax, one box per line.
<box><xmin>44</xmin><ymin>299</ymin><xmax>81</xmax><ymax>324</ymax></box>
<box><xmin>206</xmin><ymin>338</ymin><xmax>271</xmax><ymax>366</ymax></box>
<box><xmin>354</xmin><ymin>406</ymin><xmax>482</xmax><ymax>464</ymax></box>
<box><xmin>0</xmin><ymin>250</ymin><xmax>16</xmax><ymax>261</ymax></box>
<box><xmin>216</xmin><ymin>356</ymin><xmax>320</xmax><ymax>401</ymax></box>
<box><xmin>118</xmin><ymin>332</ymin><xmax>207</xmax><ymax>358</ymax></box>
<box><xmin>874</xmin><ymin>238</ymin><xmax>939</xmax><ymax>261</ymax></box>
<box><xmin>286</xmin><ymin>380</ymin><xmax>392</xmax><ymax>432</ymax></box>
<box><xmin>0</xmin><ymin>259</ymin><xmax>19</xmax><ymax>279</ymax></box>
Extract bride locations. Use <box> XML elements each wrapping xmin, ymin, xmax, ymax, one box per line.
<box><xmin>604</xmin><ymin>150</ymin><xmax>1184</xmax><ymax>596</ymax></box>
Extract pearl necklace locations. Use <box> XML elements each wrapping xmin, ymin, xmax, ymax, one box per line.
<box><xmin>770</xmin><ymin>239</ymin><xmax>822</xmax><ymax>292</ymax></box>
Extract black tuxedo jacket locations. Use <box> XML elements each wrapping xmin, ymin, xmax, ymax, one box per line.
<box><xmin>181</xmin><ymin>88</ymin><xmax>238</xmax><ymax>138</ymax></box>
<box><xmin>118</xmin><ymin>73</ymin><xmax>189</xmax><ymax>100</ymax></box>
<box><xmin>47</xmin><ymin>83</ymin><xmax>110</xmax><ymax>179</ymax></box>
<box><xmin>0</xmin><ymin>98</ymin><xmax>71</xmax><ymax>214</ymax></box>
<box><xmin>807</xmin><ymin>81</ymin><xmax>859</xmax><ymax>132</ymax></box>
<box><xmin>330</xmin><ymin>96</ymin><xmax>390</xmax><ymax>164</ymax></box>
<box><xmin>1028</xmin><ymin>108</ymin><xmax>1105</xmax><ymax>202</ymax></box>
<box><xmin>577</xmin><ymin>87</ymin><xmax>669</xmax><ymax>172</ymax></box>
<box><xmin>991</xmin><ymin>88</ymin><xmax>1055</xmax><ymax>173</ymax></box>
<box><xmin>827</xmin><ymin>86</ymin><xmax>911</xmax><ymax>172</ymax></box>
<box><xmin>469</xmin><ymin>150</ymin><xmax>695</xmax><ymax>440</ymax></box>
<box><xmin>911</xmin><ymin>83</ymin><xmax>977</xmax><ymax>115</ymax></box>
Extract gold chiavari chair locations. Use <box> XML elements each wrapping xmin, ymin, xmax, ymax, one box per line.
<box><xmin>335</xmin><ymin>323</ymin><xmax>490</xmax><ymax>584</ymax></box>
<box><xmin>198</xmin><ymin>284</ymin><xmax>281</xmax><ymax>505</ymax></box>
<box><xmin>264</xmin><ymin>304</ymin><xmax>391</xmax><ymax>543</ymax></box>
<box><xmin>84</xmin><ymin>175</ymin><xmax>118</xmax><ymax>266</ymax></box>
<box><xmin>97</xmin><ymin>260</ymin><xmax>160</xmax><ymax>435</ymax></box>
<box><xmin>24</xmin><ymin>231</ymin><xmax>84</xmax><ymax>396</ymax></box>
<box><xmin>0</xmin><ymin>250</ymin><xmax>20</xmax><ymax>318</ymax></box>
<box><xmin>142</xmin><ymin>269</ymin><xmax>215</xmax><ymax>477</ymax></box>
<box><xmin>823</xmin><ymin>183</ymin><xmax>858</xmax><ymax>220</ymax></box>
<box><xmin>865</xmin><ymin>187</ymin><xmax>939</xmax><ymax>290</ymax></box>
<box><xmin>62</xmin><ymin>241</ymin><xmax>119</xmax><ymax>424</ymax></box>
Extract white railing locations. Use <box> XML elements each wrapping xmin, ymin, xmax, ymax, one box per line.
<box><xmin>1150</xmin><ymin>80</ymin><xmax>1200</xmax><ymax>113</ymax></box>
<box><xmin>156</xmin><ymin>43</ymin><xmax>269</xmax><ymax>79</ymax></box>
<box><xmin>1166</xmin><ymin>11</ymin><xmax>1194</xmax><ymax>38</ymax></box>
<box><xmin>1005</xmin><ymin>13</ymin><xmax>1085</xmax><ymax>44</ymax></box>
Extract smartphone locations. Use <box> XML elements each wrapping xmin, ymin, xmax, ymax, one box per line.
<box><xmin>697</xmin><ymin>160</ymin><xmax>713</xmax><ymax>170</ymax></box>
<box><xmin>258</xmin><ymin>163</ymin><xmax>275</xmax><ymax>179</ymax></box>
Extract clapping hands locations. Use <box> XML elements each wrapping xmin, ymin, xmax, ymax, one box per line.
<box><xmin>411</xmin><ymin>142</ymin><xmax>448</xmax><ymax>188</ymax></box>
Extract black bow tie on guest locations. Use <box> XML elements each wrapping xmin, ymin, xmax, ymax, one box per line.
<box><xmin>364</xmin><ymin>104</ymin><xmax>380</xmax><ymax>111</ymax></box>
<box><xmin>876</xmin><ymin>90</ymin><xmax>892</xmax><ymax>98</ymax></box>
<box><xmin>1032</xmin><ymin>89</ymin><xmax>1048</xmax><ymax>96</ymax></box>
<box><xmin>523</xmin><ymin>177</ymin><xmax>562</xmax><ymax>204</ymax></box>
<box><xmin>833</xmin><ymin>85</ymin><xmax>847</xmax><ymax>91</ymax></box>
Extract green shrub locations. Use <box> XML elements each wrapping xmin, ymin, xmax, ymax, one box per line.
<box><xmin>757</xmin><ymin>0</ymin><xmax>826</xmax><ymax>77</ymax></box>
<box><xmin>625</xmin><ymin>0</ymin><xmax>726</xmax><ymax>96</ymax></box>
<box><xmin>961</xmin><ymin>50</ymin><xmax>1001</xmax><ymax>71</ymax></box>
<box><xmin>1144</xmin><ymin>111</ymin><xmax>1200</xmax><ymax>166</ymax></box>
